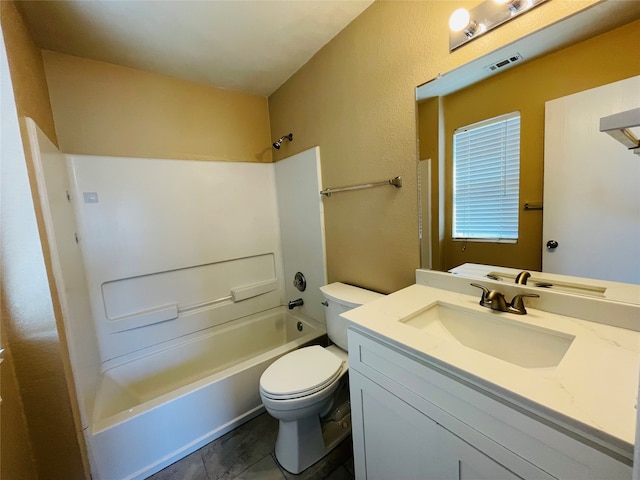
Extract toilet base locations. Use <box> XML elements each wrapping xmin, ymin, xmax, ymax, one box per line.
<box><xmin>274</xmin><ymin>411</ymin><xmax>352</xmax><ymax>474</ymax></box>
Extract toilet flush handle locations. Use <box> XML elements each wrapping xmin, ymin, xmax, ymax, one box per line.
<box><xmin>321</xmin><ymin>301</ymin><xmax>328</xmax><ymax>306</ymax></box>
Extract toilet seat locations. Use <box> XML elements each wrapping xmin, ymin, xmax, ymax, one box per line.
<box><xmin>260</xmin><ymin>346</ymin><xmax>344</xmax><ymax>400</ymax></box>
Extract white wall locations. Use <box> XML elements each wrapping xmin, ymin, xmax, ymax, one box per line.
<box><xmin>275</xmin><ymin>147</ymin><xmax>327</xmax><ymax>322</ymax></box>
<box><xmin>25</xmin><ymin>118</ymin><xmax>101</xmax><ymax>429</ymax></box>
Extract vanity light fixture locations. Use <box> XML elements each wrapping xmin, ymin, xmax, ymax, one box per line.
<box><xmin>449</xmin><ymin>0</ymin><xmax>547</xmax><ymax>51</ymax></box>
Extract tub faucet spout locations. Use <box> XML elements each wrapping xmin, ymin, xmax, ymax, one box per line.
<box><xmin>288</xmin><ymin>298</ymin><xmax>304</xmax><ymax>309</ymax></box>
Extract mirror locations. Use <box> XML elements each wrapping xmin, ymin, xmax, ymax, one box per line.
<box><xmin>416</xmin><ymin>1</ymin><xmax>640</xmax><ymax>289</ymax></box>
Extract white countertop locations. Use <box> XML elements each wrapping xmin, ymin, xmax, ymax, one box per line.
<box><xmin>343</xmin><ymin>283</ymin><xmax>640</xmax><ymax>458</ymax></box>
<box><xmin>449</xmin><ymin>263</ymin><xmax>640</xmax><ymax>305</ymax></box>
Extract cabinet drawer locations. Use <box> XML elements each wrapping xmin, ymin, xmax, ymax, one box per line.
<box><xmin>348</xmin><ymin>328</ymin><xmax>631</xmax><ymax>480</ymax></box>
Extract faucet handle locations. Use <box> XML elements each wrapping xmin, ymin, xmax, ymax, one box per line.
<box><xmin>470</xmin><ymin>283</ymin><xmax>489</xmax><ymax>302</ymax></box>
<box><xmin>509</xmin><ymin>293</ymin><xmax>540</xmax><ymax>315</ymax></box>
<box><xmin>469</xmin><ymin>283</ymin><xmax>489</xmax><ymax>297</ymax></box>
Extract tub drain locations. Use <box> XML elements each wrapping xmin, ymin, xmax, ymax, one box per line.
<box><xmin>297</xmin><ymin>321</ymin><xmax>304</xmax><ymax>332</ymax></box>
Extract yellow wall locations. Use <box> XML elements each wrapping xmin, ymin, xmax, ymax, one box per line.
<box><xmin>0</xmin><ymin>1</ymin><xmax>56</xmax><ymax>144</ymax></box>
<box><xmin>43</xmin><ymin>51</ymin><xmax>273</xmax><ymax>162</ymax></box>
<box><xmin>268</xmin><ymin>0</ymin><xmax>597</xmax><ymax>294</ymax></box>
<box><xmin>0</xmin><ymin>1</ymin><xmax>88</xmax><ymax>479</ymax></box>
<box><xmin>0</xmin><ymin>347</ymin><xmax>37</xmax><ymax>479</ymax></box>
<box><xmin>432</xmin><ymin>20</ymin><xmax>640</xmax><ymax>272</ymax></box>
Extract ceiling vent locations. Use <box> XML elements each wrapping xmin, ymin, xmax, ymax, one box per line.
<box><xmin>484</xmin><ymin>53</ymin><xmax>524</xmax><ymax>73</ymax></box>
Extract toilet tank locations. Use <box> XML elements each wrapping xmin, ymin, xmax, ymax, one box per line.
<box><xmin>319</xmin><ymin>283</ymin><xmax>384</xmax><ymax>350</ymax></box>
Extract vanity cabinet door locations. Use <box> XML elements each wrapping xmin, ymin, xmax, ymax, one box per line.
<box><xmin>438</xmin><ymin>428</ymin><xmax>524</xmax><ymax>480</ymax></box>
<box><xmin>350</xmin><ymin>370</ymin><xmax>446</xmax><ymax>480</ymax></box>
<box><xmin>351</xmin><ymin>369</ymin><xmax>545</xmax><ymax>480</ymax></box>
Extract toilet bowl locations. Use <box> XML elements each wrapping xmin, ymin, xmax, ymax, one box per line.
<box><xmin>259</xmin><ymin>282</ymin><xmax>383</xmax><ymax>474</ymax></box>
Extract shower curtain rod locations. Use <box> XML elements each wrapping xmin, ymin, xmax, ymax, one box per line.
<box><xmin>320</xmin><ymin>176</ymin><xmax>402</xmax><ymax>197</ymax></box>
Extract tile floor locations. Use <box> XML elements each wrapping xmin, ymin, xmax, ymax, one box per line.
<box><xmin>147</xmin><ymin>412</ymin><xmax>355</xmax><ymax>480</ymax></box>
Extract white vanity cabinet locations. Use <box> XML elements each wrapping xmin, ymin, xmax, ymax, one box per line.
<box><xmin>348</xmin><ymin>328</ymin><xmax>632</xmax><ymax>480</ymax></box>
<box><xmin>350</xmin><ymin>370</ymin><xmax>547</xmax><ymax>480</ymax></box>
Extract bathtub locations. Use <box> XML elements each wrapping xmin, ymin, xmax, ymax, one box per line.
<box><xmin>88</xmin><ymin>307</ymin><xmax>325</xmax><ymax>480</ymax></box>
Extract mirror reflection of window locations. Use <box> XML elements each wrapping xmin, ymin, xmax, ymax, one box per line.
<box><xmin>417</xmin><ymin>13</ymin><xmax>640</xmax><ymax>275</ymax></box>
<box><xmin>452</xmin><ymin>111</ymin><xmax>521</xmax><ymax>243</ymax></box>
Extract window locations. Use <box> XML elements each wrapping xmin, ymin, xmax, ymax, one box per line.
<box><xmin>453</xmin><ymin>111</ymin><xmax>520</xmax><ymax>242</ymax></box>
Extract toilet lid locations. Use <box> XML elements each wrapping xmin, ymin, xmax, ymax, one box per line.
<box><xmin>260</xmin><ymin>345</ymin><xmax>343</xmax><ymax>399</ymax></box>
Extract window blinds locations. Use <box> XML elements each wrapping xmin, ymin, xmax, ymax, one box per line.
<box><xmin>453</xmin><ymin>112</ymin><xmax>520</xmax><ymax>241</ymax></box>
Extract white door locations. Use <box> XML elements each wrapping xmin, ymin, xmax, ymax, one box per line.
<box><xmin>543</xmin><ymin>76</ymin><xmax>640</xmax><ymax>284</ymax></box>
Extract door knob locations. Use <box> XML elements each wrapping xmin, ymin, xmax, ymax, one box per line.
<box><xmin>546</xmin><ymin>240</ymin><xmax>558</xmax><ymax>250</ymax></box>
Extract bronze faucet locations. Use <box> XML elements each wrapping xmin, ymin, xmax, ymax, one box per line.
<box><xmin>471</xmin><ymin>283</ymin><xmax>539</xmax><ymax>315</ymax></box>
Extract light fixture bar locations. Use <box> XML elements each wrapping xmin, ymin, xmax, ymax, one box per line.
<box><xmin>449</xmin><ymin>0</ymin><xmax>549</xmax><ymax>51</ymax></box>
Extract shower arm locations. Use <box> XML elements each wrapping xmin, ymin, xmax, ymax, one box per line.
<box><xmin>272</xmin><ymin>133</ymin><xmax>293</xmax><ymax>150</ymax></box>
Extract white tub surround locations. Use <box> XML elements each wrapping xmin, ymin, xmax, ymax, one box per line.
<box><xmin>25</xmin><ymin>119</ymin><xmax>102</xmax><ymax>429</ymax></box>
<box><xmin>275</xmin><ymin>147</ymin><xmax>328</xmax><ymax>323</ymax></box>
<box><xmin>344</xmin><ymin>269</ymin><xmax>639</xmax><ymax>479</ymax></box>
<box><xmin>28</xmin><ymin>138</ymin><xmax>329</xmax><ymax>480</ymax></box>
<box><xmin>91</xmin><ymin>308</ymin><xmax>324</xmax><ymax>480</ymax></box>
<box><xmin>69</xmin><ymin>155</ymin><xmax>288</xmax><ymax>362</ymax></box>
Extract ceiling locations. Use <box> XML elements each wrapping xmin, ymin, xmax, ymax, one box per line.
<box><xmin>16</xmin><ymin>0</ymin><xmax>374</xmax><ymax>97</ymax></box>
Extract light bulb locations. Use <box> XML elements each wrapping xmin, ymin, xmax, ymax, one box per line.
<box><xmin>507</xmin><ymin>0</ymin><xmax>522</xmax><ymax>12</ymax></box>
<box><xmin>495</xmin><ymin>0</ymin><xmax>524</xmax><ymax>12</ymax></box>
<box><xmin>449</xmin><ymin>8</ymin><xmax>471</xmax><ymax>32</ymax></box>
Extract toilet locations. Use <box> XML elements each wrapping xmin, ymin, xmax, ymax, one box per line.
<box><xmin>259</xmin><ymin>282</ymin><xmax>383</xmax><ymax>474</ymax></box>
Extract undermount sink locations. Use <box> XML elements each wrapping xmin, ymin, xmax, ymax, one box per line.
<box><xmin>401</xmin><ymin>302</ymin><xmax>575</xmax><ymax>369</ymax></box>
